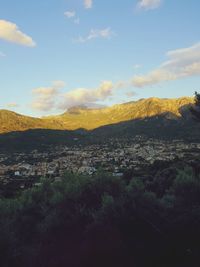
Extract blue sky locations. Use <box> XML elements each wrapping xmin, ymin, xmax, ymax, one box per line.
<box><xmin>0</xmin><ymin>0</ymin><xmax>200</xmax><ymax>116</ymax></box>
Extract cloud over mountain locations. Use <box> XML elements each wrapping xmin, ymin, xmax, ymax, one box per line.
<box><xmin>59</xmin><ymin>81</ymin><xmax>113</xmax><ymax>109</ymax></box>
<box><xmin>31</xmin><ymin>81</ymin><xmax>116</xmax><ymax>112</ymax></box>
<box><xmin>31</xmin><ymin>81</ymin><xmax>66</xmax><ymax>112</ymax></box>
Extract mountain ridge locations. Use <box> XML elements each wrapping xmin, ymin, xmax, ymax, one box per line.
<box><xmin>0</xmin><ymin>97</ymin><xmax>194</xmax><ymax>134</ymax></box>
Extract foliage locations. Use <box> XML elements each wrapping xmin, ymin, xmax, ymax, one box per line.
<box><xmin>190</xmin><ymin>91</ymin><xmax>200</xmax><ymax>121</ymax></box>
<box><xmin>0</xmin><ymin>164</ymin><xmax>200</xmax><ymax>267</ymax></box>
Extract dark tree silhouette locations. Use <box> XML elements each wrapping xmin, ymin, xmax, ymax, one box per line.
<box><xmin>190</xmin><ymin>92</ymin><xmax>200</xmax><ymax>121</ymax></box>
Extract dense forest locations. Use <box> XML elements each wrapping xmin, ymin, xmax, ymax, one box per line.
<box><xmin>0</xmin><ymin>160</ymin><xmax>200</xmax><ymax>267</ymax></box>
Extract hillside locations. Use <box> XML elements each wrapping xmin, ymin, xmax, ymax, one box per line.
<box><xmin>44</xmin><ymin>97</ymin><xmax>194</xmax><ymax>130</ymax></box>
<box><xmin>0</xmin><ymin>97</ymin><xmax>194</xmax><ymax>134</ymax></box>
<box><xmin>0</xmin><ymin>110</ymin><xmax>63</xmax><ymax>134</ymax></box>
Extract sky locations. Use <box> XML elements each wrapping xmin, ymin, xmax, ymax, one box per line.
<box><xmin>0</xmin><ymin>0</ymin><xmax>200</xmax><ymax>116</ymax></box>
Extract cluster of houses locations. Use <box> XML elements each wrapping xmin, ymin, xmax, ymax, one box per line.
<box><xmin>0</xmin><ymin>136</ymin><xmax>200</xmax><ymax>190</ymax></box>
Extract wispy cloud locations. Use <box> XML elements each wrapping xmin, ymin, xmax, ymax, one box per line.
<box><xmin>137</xmin><ymin>0</ymin><xmax>162</xmax><ymax>10</ymax></box>
<box><xmin>84</xmin><ymin>0</ymin><xmax>93</xmax><ymax>9</ymax></box>
<box><xmin>31</xmin><ymin>81</ymin><xmax>66</xmax><ymax>112</ymax></box>
<box><xmin>64</xmin><ymin>11</ymin><xmax>80</xmax><ymax>25</ymax></box>
<box><xmin>6</xmin><ymin>103</ymin><xmax>19</xmax><ymax>108</ymax></box>
<box><xmin>64</xmin><ymin>11</ymin><xmax>76</xmax><ymax>18</ymax></box>
<box><xmin>0</xmin><ymin>20</ymin><xmax>36</xmax><ymax>47</ymax></box>
<box><xmin>132</xmin><ymin>42</ymin><xmax>200</xmax><ymax>87</ymax></box>
<box><xmin>74</xmin><ymin>28</ymin><xmax>114</xmax><ymax>43</ymax></box>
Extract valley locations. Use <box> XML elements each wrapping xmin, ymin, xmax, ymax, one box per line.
<box><xmin>1</xmin><ymin>136</ymin><xmax>200</xmax><ymax>197</ymax></box>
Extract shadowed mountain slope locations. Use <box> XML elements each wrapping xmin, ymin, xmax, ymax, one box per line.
<box><xmin>0</xmin><ymin>97</ymin><xmax>194</xmax><ymax>134</ymax></box>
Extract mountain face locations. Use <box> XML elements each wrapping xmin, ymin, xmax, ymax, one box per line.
<box><xmin>0</xmin><ymin>110</ymin><xmax>64</xmax><ymax>134</ymax></box>
<box><xmin>0</xmin><ymin>97</ymin><xmax>194</xmax><ymax>134</ymax></box>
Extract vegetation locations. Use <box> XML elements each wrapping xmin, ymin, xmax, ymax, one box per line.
<box><xmin>0</xmin><ymin>129</ymin><xmax>87</xmax><ymax>152</ymax></box>
<box><xmin>190</xmin><ymin>91</ymin><xmax>200</xmax><ymax>121</ymax></box>
<box><xmin>0</xmin><ymin>163</ymin><xmax>200</xmax><ymax>267</ymax></box>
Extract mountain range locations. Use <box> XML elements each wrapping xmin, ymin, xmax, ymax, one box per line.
<box><xmin>1</xmin><ymin>96</ymin><xmax>200</xmax><ymax>152</ymax></box>
<box><xmin>0</xmin><ymin>97</ymin><xmax>195</xmax><ymax>134</ymax></box>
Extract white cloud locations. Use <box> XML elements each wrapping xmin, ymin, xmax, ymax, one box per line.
<box><xmin>132</xmin><ymin>42</ymin><xmax>200</xmax><ymax>87</ymax></box>
<box><xmin>75</xmin><ymin>28</ymin><xmax>114</xmax><ymax>43</ymax></box>
<box><xmin>59</xmin><ymin>81</ymin><xmax>114</xmax><ymax>109</ymax></box>
<box><xmin>32</xmin><ymin>87</ymin><xmax>59</xmax><ymax>112</ymax></box>
<box><xmin>64</xmin><ymin>11</ymin><xmax>76</xmax><ymax>18</ymax></box>
<box><xmin>30</xmin><ymin>78</ymin><xmax>138</xmax><ymax>113</ymax></box>
<box><xmin>0</xmin><ymin>20</ymin><xmax>36</xmax><ymax>47</ymax></box>
<box><xmin>31</xmin><ymin>80</ymin><xmax>116</xmax><ymax>112</ymax></box>
<box><xmin>137</xmin><ymin>0</ymin><xmax>162</xmax><ymax>10</ymax></box>
<box><xmin>31</xmin><ymin>81</ymin><xmax>66</xmax><ymax>111</ymax></box>
<box><xmin>32</xmin><ymin>87</ymin><xmax>60</xmax><ymax>97</ymax></box>
<box><xmin>84</xmin><ymin>0</ymin><xmax>93</xmax><ymax>9</ymax></box>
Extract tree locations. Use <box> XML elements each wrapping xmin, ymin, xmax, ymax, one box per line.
<box><xmin>190</xmin><ymin>92</ymin><xmax>200</xmax><ymax>121</ymax></box>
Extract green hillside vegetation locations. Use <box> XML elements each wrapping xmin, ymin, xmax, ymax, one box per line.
<box><xmin>0</xmin><ymin>162</ymin><xmax>200</xmax><ymax>267</ymax></box>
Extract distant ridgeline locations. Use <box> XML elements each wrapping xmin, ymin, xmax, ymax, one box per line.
<box><xmin>0</xmin><ymin>97</ymin><xmax>200</xmax><ymax>151</ymax></box>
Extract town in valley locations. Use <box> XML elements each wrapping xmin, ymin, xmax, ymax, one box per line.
<box><xmin>1</xmin><ymin>136</ymin><xmax>200</xmax><ymax>193</ymax></box>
